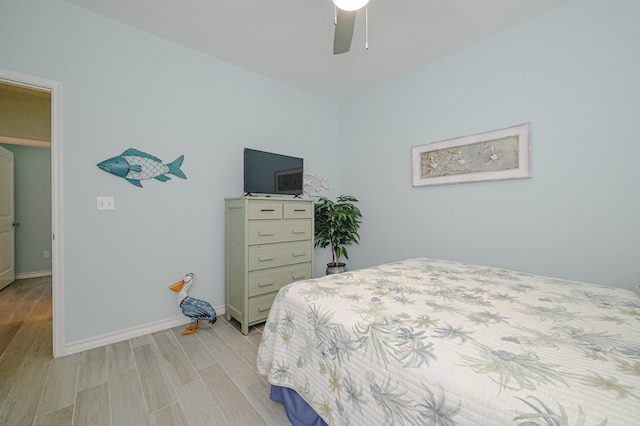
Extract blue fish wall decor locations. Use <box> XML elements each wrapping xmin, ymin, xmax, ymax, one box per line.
<box><xmin>97</xmin><ymin>148</ymin><xmax>186</xmax><ymax>187</ymax></box>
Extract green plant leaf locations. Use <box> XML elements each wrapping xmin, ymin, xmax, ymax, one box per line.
<box><xmin>314</xmin><ymin>195</ymin><xmax>362</xmax><ymax>264</ymax></box>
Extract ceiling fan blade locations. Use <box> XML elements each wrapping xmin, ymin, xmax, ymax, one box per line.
<box><xmin>333</xmin><ymin>9</ymin><xmax>356</xmax><ymax>55</ymax></box>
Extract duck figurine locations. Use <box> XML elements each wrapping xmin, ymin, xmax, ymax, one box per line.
<box><xmin>169</xmin><ymin>273</ymin><xmax>217</xmax><ymax>335</ymax></box>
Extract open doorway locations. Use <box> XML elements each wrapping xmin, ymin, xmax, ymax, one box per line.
<box><xmin>0</xmin><ymin>68</ymin><xmax>64</xmax><ymax>357</ymax></box>
<box><xmin>0</xmin><ymin>82</ymin><xmax>52</xmax><ymax>282</ymax></box>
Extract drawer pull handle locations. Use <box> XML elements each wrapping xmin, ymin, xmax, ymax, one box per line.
<box><xmin>291</xmin><ymin>229</ymin><xmax>306</xmax><ymax>234</ymax></box>
<box><xmin>292</xmin><ymin>274</ymin><xmax>307</xmax><ymax>280</ymax></box>
<box><xmin>258</xmin><ymin>281</ymin><xmax>275</xmax><ymax>287</ymax></box>
<box><xmin>294</xmin><ymin>209</ymin><xmax>306</xmax><ymax>212</ymax></box>
<box><xmin>258</xmin><ymin>256</ymin><xmax>275</xmax><ymax>262</ymax></box>
<box><xmin>292</xmin><ymin>252</ymin><xmax>306</xmax><ymax>257</ymax></box>
<box><xmin>258</xmin><ymin>306</ymin><xmax>271</xmax><ymax>313</ymax></box>
<box><xmin>261</xmin><ymin>209</ymin><xmax>275</xmax><ymax>212</ymax></box>
<box><xmin>259</xmin><ymin>231</ymin><xmax>275</xmax><ymax>236</ymax></box>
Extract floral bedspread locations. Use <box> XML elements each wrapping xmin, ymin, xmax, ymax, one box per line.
<box><xmin>256</xmin><ymin>258</ymin><xmax>640</xmax><ymax>425</ymax></box>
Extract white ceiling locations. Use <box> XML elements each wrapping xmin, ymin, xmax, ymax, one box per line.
<box><xmin>66</xmin><ymin>0</ymin><xmax>571</xmax><ymax>101</ymax></box>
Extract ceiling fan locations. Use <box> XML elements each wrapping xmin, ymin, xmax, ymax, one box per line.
<box><xmin>333</xmin><ymin>0</ymin><xmax>369</xmax><ymax>55</ymax></box>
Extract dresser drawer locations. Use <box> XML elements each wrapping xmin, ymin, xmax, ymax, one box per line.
<box><xmin>247</xmin><ymin>202</ymin><xmax>282</xmax><ymax>220</ymax></box>
<box><xmin>284</xmin><ymin>203</ymin><xmax>313</xmax><ymax>219</ymax></box>
<box><xmin>248</xmin><ymin>241</ymin><xmax>313</xmax><ymax>271</ymax></box>
<box><xmin>248</xmin><ymin>293</ymin><xmax>277</xmax><ymax>323</ymax></box>
<box><xmin>248</xmin><ymin>219</ymin><xmax>312</xmax><ymax>245</ymax></box>
<box><xmin>248</xmin><ymin>263</ymin><xmax>312</xmax><ymax>297</ymax></box>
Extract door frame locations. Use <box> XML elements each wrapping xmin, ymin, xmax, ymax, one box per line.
<box><xmin>0</xmin><ymin>68</ymin><xmax>65</xmax><ymax>357</ymax></box>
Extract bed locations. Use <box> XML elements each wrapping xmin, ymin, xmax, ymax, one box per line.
<box><xmin>256</xmin><ymin>258</ymin><xmax>640</xmax><ymax>425</ymax></box>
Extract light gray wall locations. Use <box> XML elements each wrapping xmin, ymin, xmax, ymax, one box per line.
<box><xmin>0</xmin><ymin>0</ymin><xmax>339</xmax><ymax>343</ymax></box>
<box><xmin>336</xmin><ymin>0</ymin><xmax>640</xmax><ymax>290</ymax></box>
<box><xmin>0</xmin><ymin>144</ymin><xmax>52</xmax><ymax>275</ymax></box>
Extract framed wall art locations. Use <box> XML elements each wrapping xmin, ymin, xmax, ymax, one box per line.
<box><xmin>411</xmin><ymin>122</ymin><xmax>531</xmax><ymax>187</ymax></box>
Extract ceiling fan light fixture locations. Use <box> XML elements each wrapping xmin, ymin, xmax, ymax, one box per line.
<box><xmin>333</xmin><ymin>0</ymin><xmax>369</xmax><ymax>12</ymax></box>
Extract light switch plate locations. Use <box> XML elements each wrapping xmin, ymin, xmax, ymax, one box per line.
<box><xmin>97</xmin><ymin>196</ymin><xmax>115</xmax><ymax>211</ymax></box>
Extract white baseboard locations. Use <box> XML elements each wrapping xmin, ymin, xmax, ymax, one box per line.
<box><xmin>16</xmin><ymin>270</ymin><xmax>52</xmax><ymax>279</ymax></box>
<box><xmin>64</xmin><ymin>305</ymin><xmax>226</xmax><ymax>356</ymax></box>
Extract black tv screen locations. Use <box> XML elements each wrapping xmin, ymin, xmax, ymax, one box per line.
<box><xmin>244</xmin><ymin>148</ymin><xmax>304</xmax><ymax>196</ymax></box>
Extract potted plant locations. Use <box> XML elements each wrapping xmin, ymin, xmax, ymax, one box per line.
<box><xmin>314</xmin><ymin>195</ymin><xmax>363</xmax><ymax>274</ymax></box>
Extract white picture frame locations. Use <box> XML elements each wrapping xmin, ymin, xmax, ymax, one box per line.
<box><xmin>412</xmin><ymin>123</ymin><xmax>531</xmax><ymax>187</ymax></box>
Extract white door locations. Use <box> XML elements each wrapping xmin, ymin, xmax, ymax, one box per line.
<box><xmin>0</xmin><ymin>145</ymin><xmax>16</xmax><ymax>290</ymax></box>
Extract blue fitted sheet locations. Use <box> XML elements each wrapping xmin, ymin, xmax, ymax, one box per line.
<box><xmin>270</xmin><ymin>385</ymin><xmax>328</xmax><ymax>426</ymax></box>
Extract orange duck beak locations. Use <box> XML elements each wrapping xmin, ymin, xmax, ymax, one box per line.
<box><xmin>169</xmin><ymin>280</ymin><xmax>184</xmax><ymax>292</ymax></box>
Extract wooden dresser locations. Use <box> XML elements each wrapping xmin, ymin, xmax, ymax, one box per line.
<box><xmin>225</xmin><ymin>197</ymin><xmax>314</xmax><ymax>334</ymax></box>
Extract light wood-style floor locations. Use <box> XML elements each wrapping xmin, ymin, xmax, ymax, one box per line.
<box><xmin>0</xmin><ymin>276</ymin><xmax>290</xmax><ymax>426</ymax></box>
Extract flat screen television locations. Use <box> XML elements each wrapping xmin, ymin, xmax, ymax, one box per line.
<box><xmin>243</xmin><ymin>148</ymin><xmax>304</xmax><ymax>196</ymax></box>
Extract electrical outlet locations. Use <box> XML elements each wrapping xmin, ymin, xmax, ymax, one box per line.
<box><xmin>43</xmin><ymin>251</ymin><xmax>50</xmax><ymax>259</ymax></box>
